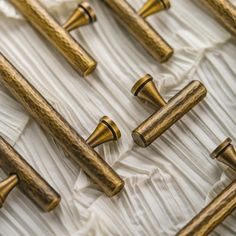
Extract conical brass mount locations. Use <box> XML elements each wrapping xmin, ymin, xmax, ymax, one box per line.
<box><xmin>138</xmin><ymin>0</ymin><xmax>171</xmax><ymax>19</ymax></box>
<box><xmin>86</xmin><ymin>116</ymin><xmax>121</xmax><ymax>148</ymax></box>
<box><xmin>63</xmin><ymin>1</ymin><xmax>97</xmax><ymax>32</ymax></box>
<box><xmin>211</xmin><ymin>138</ymin><xmax>236</xmax><ymax>172</ymax></box>
<box><xmin>0</xmin><ymin>174</ymin><xmax>19</xmax><ymax>208</ymax></box>
<box><xmin>131</xmin><ymin>74</ymin><xmax>167</xmax><ymax>108</ymax></box>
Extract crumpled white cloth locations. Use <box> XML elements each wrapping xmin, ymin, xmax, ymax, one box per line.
<box><xmin>0</xmin><ymin>0</ymin><xmax>236</xmax><ymax>236</ymax></box>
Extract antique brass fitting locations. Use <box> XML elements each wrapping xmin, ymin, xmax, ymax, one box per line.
<box><xmin>0</xmin><ymin>53</ymin><xmax>124</xmax><ymax>197</ymax></box>
<box><xmin>131</xmin><ymin>74</ymin><xmax>207</xmax><ymax>147</ymax></box>
<box><xmin>102</xmin><ymin>0</ymin><xmax>173</xmax><ymax>63</ymax></box>
<box><xmin>0</xmin><ymin>136</ymin><xmax>61</xmax><ymax>211</ymax></box>
<box><xmin>10</xmin><ymin>0</ymin><xmax>97</xmax><ymax>76</ymax></box>
<box><xmin>138</xmin><ymin>0</ymin><xmax>171</xmax><ymax>18</ymax></box>
<box><xmin>211</xmin><ymin>138</ymin><xmax>236</xmax><ymax>172</ymax></box>
<box><xmin>86</xmin><ymin>116</ymin><xmax>121</xmax><ymax>148</ymax></box>
<box><xmin>131</xmin><ymin>74</ymin><xmax>167</xmax><ymax>107</ymax></box>
<box><xmin>63</xmin><ymin>2</ymin><xmax>97</xmax><ymax>32</ymax></box>
<box><xmin>176</xmin><ymin>138</ymin><xmax>236</xmax><ymax>236</ymax></box>
<box><xmin>0</xmin><ymin>175</ymin><xmax>18</xmax><ymax>208</ymax></box>
<box><xmin>200</xmin><ymin>0</ymin><xmax>236</xmax><ymax>36</ymax></box>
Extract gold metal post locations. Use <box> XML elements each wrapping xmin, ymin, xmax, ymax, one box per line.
<box><xmin>102</xmin><ymin>0</ymin><xmax>173</xmax><ymax>63</ymax></box>
<box><xmin>10</xmin><ymin>0</ymin><xmax>97</xmax><ymax>76</ymax></box>
<box><xmin>176</xmin><ymin>138</ymin><xmax>236</xmax><ymax>236</ymax></box>
<box><xmin>131</xmin><ymin>75</ymin><xmax>207</xmax><ymax>147</ymax></box>
<box><xmin>0</xmin><ymin>53</ymin><xmax>124</xmax><ymax>197</ymax></box>
<box><xmin>200</xmin><ymin>0</ymin><xmax>236</xmax><ymax>36</ymax></box>
<box><xmin>138</xmin><ymin>0</ymin><xmax>171</xmax><ymax>19</ymax></box>
<box><xmin>86</xmin><ymin>116</ymin><xmax>121</xmax><ymax>148</ymax></box>
<box><xmin>63</xmin><ymin>2</ymin><xmax>97</xmax><ymax>32</ymax></box>
<box><xmin>0</xmin><ymin>136</ymin><xmax>61</xmax><ymax>211</ymax></box>
<box><xmin>211</xmin><ymin>138</ymin><xmax>236</xmax><ymax>172</ymax></box>
<box><xmin>131</xmin><ymin>74</ymin><xmax>167</xmax><ymax>107</ymax></box>
<box><xmin>0</xmin><ymin>175</ymin><xmax>18</xmax><ymax>208</ymax></box>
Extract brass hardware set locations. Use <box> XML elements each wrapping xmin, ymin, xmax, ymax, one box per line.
<box><xmin>130</xmin><ymin>75</ymin><xmax>236</xmax><ymax>234</ymax></box>
<box><xmin>131</xmin><ymin>74</ymin><xmax>207</xmax><ymax>147</ymax></box>
<box><xmin>0</xmin><ymin>1</ymin><xmax>235</xmax><ymax>236</ymax></box>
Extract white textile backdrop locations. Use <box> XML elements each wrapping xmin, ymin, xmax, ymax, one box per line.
<box><xmin>0</xmin><ymin>0</ymin><xmax>236</xmax><ymax>235</ymax></box>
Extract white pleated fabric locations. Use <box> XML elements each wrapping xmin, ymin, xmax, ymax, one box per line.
<box><xmin>0</xmin><ymin>0</ymin><xmax>236</xmax><ymax>235</ymax></box>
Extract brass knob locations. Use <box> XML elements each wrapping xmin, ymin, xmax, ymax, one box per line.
<box><xmin>63</xmin><ymin>1</ymin><xmax>97</xmax><ymax>32</ymax></box>
<box><xmin>211</xmin><ymin>138</ymin><xmax>236</xmax><ymax>172</ymax></box>
<box><xmin>86</xmin><ymin>116</ymin><xmax>121</xmax><ymax>148</ymax></box>
<box><xmin>138</xmin><ymin>0</ymin><xmax>171</xmax><ymax>19</ymax></box>
<box><xmin>131</xmin><ymin>74</ymin><xmax>167</xmax><ymax>108</ymax></box>
<box><xmin>0</xmin><ymin>175</ymin><xmax>19</xmax><ymax>208</ymax></box>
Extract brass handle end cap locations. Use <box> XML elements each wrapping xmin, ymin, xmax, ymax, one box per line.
<box><xmin>107</xmin><ymin>178</ymin><xmax>125</xmax><ymax>197</ymax></box>
<box><xmin>211</xmin><ymin>138</ymin><xmax>232</xmax><ymax>159</ymax></box>
<box><xmin>132</xmin><ymin>130</ymin><xmax>148</xmax><ymax>148</ymax></box>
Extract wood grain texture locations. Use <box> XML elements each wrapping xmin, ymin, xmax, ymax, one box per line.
<box><xmin>132</xmin><ymin>81</ymin><xmax>207</xmax><ymax>147</ymax></box>
<box><xmin>201</xmin><ymin>0</ymin><xmax>236</xmax><ymax>35</ymax></box>
<box><xmin>0</xmin><ymin>54</ymin><xmax>124</xmax><ymax>197</ymax></box>
<box><xmin>10</xmin><ymin>0</ymin><xmax>97</xmax><ymax>76</ymax></box>
<box><xmin>0</xmin><ymin>136</ymin><xmax>61</xmax><ymax>212</ymax></box>
<box><xmin>102</xmin><ymin>0</ymin><xmax>173</xmax><ymax>63</ymax></box>
<box><xmin>176</xmin><ymin>180</ymin><xmax>236</xmax><ymax>236</ymax></box>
